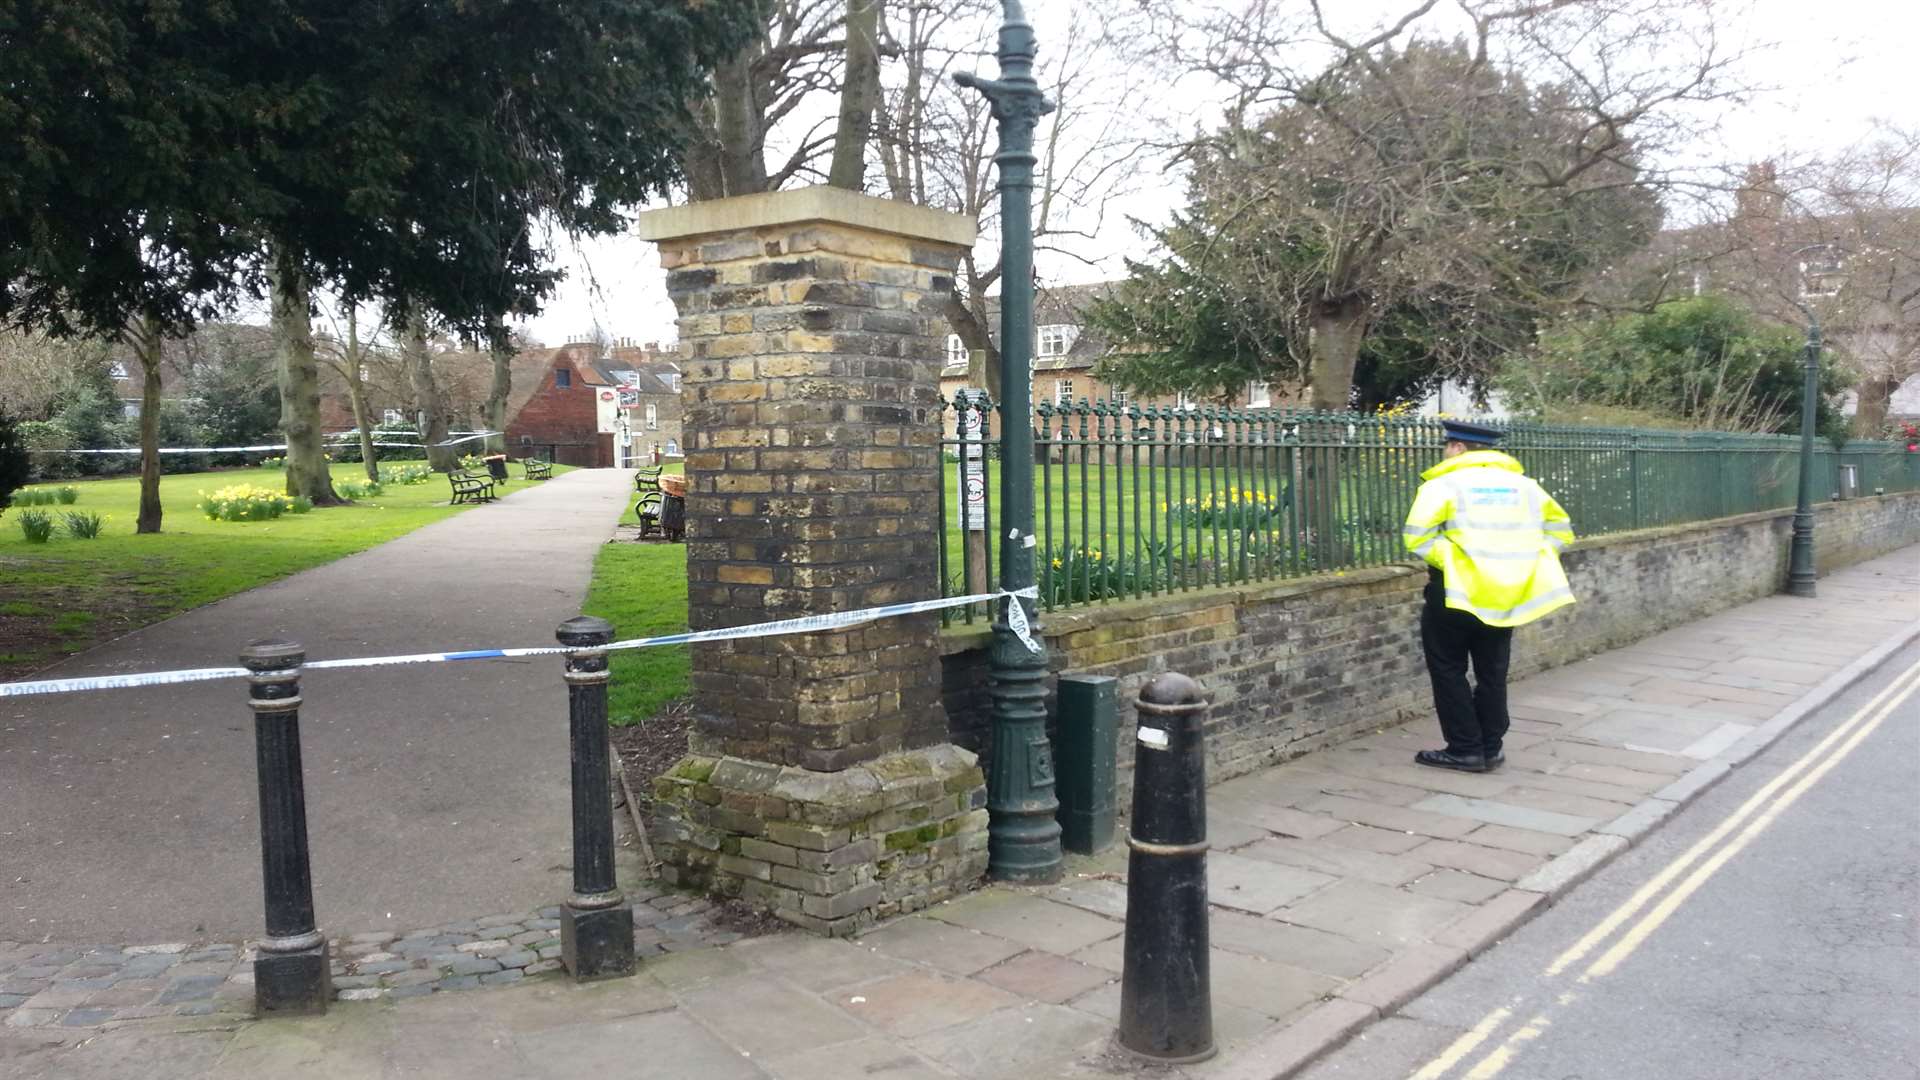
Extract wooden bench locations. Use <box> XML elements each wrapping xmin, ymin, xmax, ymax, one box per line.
<box><xmin>634</xmin><ymin>490</ymin><xmax>663</xmax><ymax>535</ymax></box>
<box><xmin>449</xmin><ymin>470</ymin><xmax>496</xmax><ymax>504</ymax></box>
<box><xmin>634</xmin><ymin>465</ymin><xmax>662</xmax><ymax>494</ymax></box>
<box><xmin>524</xmin><ymin>458</ymin><xmax>553</xmax><ymax>481</ymax></box>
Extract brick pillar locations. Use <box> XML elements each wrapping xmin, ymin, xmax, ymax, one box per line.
<box><xmin>635</xmin><ymin>187</ymin><xmax>989</xmax><ymax>934</ymax></box>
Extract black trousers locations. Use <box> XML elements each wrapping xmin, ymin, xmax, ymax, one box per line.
<box><xmin>1421</xmin><ymin>573</ymin><xmax>1514</xmax><ymax>758</ymax></box>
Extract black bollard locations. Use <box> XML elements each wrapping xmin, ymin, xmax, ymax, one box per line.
<box><xmin>556</xmin><ymin>616</ymin><xmax>636</xmax><ymax>981</ymax></box>
<box><xmin>1117</xmin><ymin>672</ymin><xmax>1214</xmax><ymax>1063</ymax></box>
<box><xmin>242</xmin><ymin>640</ymin><xmax>331</xmax><ymax>1015</ymax></box>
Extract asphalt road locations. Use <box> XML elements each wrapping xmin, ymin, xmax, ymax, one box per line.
<box><xmin>1301</xmin><ymin>637</ymin><xmax>1920</xmax><ymax>1080</ymax></box>
<box><xmin>0</xmin><ymin>469</ymin><xmax>634</xmax><ymax>944</ymax></box>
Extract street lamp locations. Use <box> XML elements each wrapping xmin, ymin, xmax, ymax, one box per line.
<box><xmin>1785</xmin><ymin>245</ymin><xmax>1831</xmax><ymax>598</ymax></box>
<box><xmin>956</xmin><ymin>2</ymin><xmax>1063</xmax><ymax>883</ymax></box>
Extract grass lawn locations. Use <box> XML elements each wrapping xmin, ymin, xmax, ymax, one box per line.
<box><xmin>0</xmin><ymin>462</ymin><xmax>570</xmax><ymax>679</ymax></box>
<box><xmin>581</xmin><ymin>542</ymin><xmax>691</xmax><ymax>728</ymax></box>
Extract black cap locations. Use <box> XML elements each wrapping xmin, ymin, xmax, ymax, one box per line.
<box><xmin>1440</xmin><ymin>419</ymin><xmax>1503</xmax><ymax>446</ymax></box>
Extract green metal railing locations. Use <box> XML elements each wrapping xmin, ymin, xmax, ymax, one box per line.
<box><xmin>935</xmin><ymin>396</ymin><xmax>1920</xmax><ymax>618</ymax></box>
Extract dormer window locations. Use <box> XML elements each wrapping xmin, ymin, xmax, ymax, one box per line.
<box><xmin>109</xmin><ymin>362</ymin><xmax>129</xmax><ymax>379</ymax></box>
<box><xmin>947</xmin><ymin>334</ymin><xmax>968</xmax><ymax>367</ymax></box>
<box><xmin>555</xmin><ymin>367</ymin><xmax>572</xmax><ymax>388</ymax></box>
<box><xmin>1037</xmin><ymin>325</ymin><xmax>1075</xmax><ymax>357</ymax></box>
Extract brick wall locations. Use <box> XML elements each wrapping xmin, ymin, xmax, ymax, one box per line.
<box><xmin>941</xmin><ymin>491</ymin><xmax>1920</xmax><ymax>796</ymax></box>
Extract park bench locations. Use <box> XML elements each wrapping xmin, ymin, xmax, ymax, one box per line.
<box><xmin>448</xmin><ymin>470</ymin><xmax>496</xmax><ymax>504</ymax></box>
<box><xmin>634</xmin><ymin>466</ymin><xmax>661</xmax><ymax>494</ymax></box>
<box><xmin>524</xmin><ymin>458</ymin><xmax>553</xmax><ymax>481</ymax></box>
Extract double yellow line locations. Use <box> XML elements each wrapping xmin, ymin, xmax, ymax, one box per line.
<box><xmin>1410</xmin><ymin>657</ymin><xmax>1920</xmax><ymax>1080</ymax></box>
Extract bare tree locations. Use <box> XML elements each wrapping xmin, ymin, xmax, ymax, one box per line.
<box><xmin>402</xmin><ymin>311</ymin><xmax>457</xmax><ymax>472</ymax></box>
<box><xmin>1697</xmin><ymin>129</ymin><xmax>1920</xmax><ymax>434</ymax></box>
<box><xmin>682</xmin><ymin>0</ymin><xmax>849</xmax><ymax>198</ymax></box>
<box><xmin>1117</xmin><ymin>0</ymin><xmax>1748</xmax><ymax>410</ymax></box>
<box><xmin>315</xmin><ymin>300</ymin><xmax>389</xmax><ymax>481</ymax></box>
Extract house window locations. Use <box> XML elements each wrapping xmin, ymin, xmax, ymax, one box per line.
<box><xmin>1175</xmin><ymin>392</ymin><xmax>1197</xmax><ymax>411</ymax></box>
<box><xmin>665</xmin><ymin>374</ymin><xmax>681</xmax><ymax>392</ymax></box>
<box><xmin>1054</xmin><ymin>379</ymin><xmax>1075</xmax><ymax>405</ymax></box>
<box><xmin>947</xmin><ymin>334</ymin><xmax>968</xmax><ymax>367</ymax></box>
<box><xmin>1247</xmin><ymin>381</ymin><xmax>1272</xmax><ymax>408</ymax></box>
<box><xmin>645</xmin><ymin>402</ymin><xmax>659</xmax><ymax>430</ymax></box>
<box><xmin>122</xmin><ymin>401</ymin><xmax>140</xmax><ymax>419</ymax></box>
<box><xmin>110</xmin><ymin>362</ymin><xmax>130</xmax><ymax>379</ymax></box>
<box><xmin>1109</xmin><ymin>390</ymin><xmax>1130</xmax><ymax>411</ymax></box>
<box><xmin>611</xmin><ymin>369</ymin><xmax>638</xmax><ymax>385</ymax></box>
<box><xmin>1037</xmin><ymin>325</ymin><xmax>1074</xmax><ymax>357</ymax></box>
<box><xmin>665</xmin><ymin>439</ymin><xmax>680</xmax><ymax>455</ymax></box>
<box><xmin>382</xmin><ymin>408</ymin><xmax>404</xmax><ymax>426</ymax></box>
<box><xmin>554</xmin><ymin>367</ymin><xmax>572</xmax><ymax>388</ymax></box>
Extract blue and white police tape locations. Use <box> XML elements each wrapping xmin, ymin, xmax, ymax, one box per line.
<box><xmin>31</xmin><ymin>432</ymin><xmax>503</xmax><ymax>455</ymax></box>
<box><xmin>0</xmin><ymin>587</ymin><xmax>1042</xmax><ymax>699</ymax></box>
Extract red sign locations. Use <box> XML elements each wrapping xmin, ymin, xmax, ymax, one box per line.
<box><xmin>599</xmin><ymin>390</ymin><xmax>615</xmax><ymax>402</ymax></box>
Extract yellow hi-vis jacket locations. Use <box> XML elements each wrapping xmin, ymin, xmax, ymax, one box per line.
<box><xmin>1403</xmin><ymin>450</ymin><xmax>1576</xmax><ymax>628</ymax></box>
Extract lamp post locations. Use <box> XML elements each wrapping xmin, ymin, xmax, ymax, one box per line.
<box><xmin>956</xmin><ymin>1</ymin><xmax>1063</xmax><ymax>883</ymax></box>
<box><xmin>1785</xmin><ymin>242</ymin><xmax>1831</xmax><ymax>599</ymax></box>
<box><xmin>1787</xmin><ymin>314</ymin><xmax>1821</xmax><ymax>597</ymax></box>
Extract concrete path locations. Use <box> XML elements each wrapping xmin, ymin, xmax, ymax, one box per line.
<box><xmin>1</xmin><ymin>548</ymin><xmax>1915</xmax><ymax>1079</ymax></box>
<box><xmin>0</xmin><ymin>469</ymin><xmax>635</xmax><ymax>943</ymax></box>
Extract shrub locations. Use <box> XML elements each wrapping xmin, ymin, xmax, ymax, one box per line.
<box><xmin>17</xmin><ymin>510</ymin><xmax>54</xmax><ymax>543</ymax></box>
<box><xmin>199</xmin><ymin>484</ymin><xmax>301</xmax><ymax>522</ymax></box>
<box><xmin>63</xmin><ymin>511</ymin><xmax>106</xmax><ymax>539</ymax></box>
<box><xmin>289</xmin><ymin>495</ymin><xmax>313</xmax><ymax>514</ymax></box>
<box><xmin>336</xmin><ymin>478</ymin><xmax>383</xmax><ymax>499</ymax></box>
<box><xmin>260</xmin><ymin>456</ymin><xmax>286</xmax><ymax>469</ymax></box>
<box><xmin>377</xmin><ymin>464</ymin><xmax>432</xmax><ymax>485</ymax></box>
<box><xmin>12</xmin><ymin>488</ymin><xmax>54</xmax><ymax>506</ymax></box>
<box><xmin>56</xmin><ymin>485</ymin><xmax>78</xmax><ymax>504</ymax></box>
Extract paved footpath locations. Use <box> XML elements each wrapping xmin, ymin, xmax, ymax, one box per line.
<box><xmin>1</xmin><ymin>548</ymin><xmax>1914</xmax><ymax>1078</ymax></box>
<box><xmin>0</xmin><ymin>469</ymin><xmax>636</xmax><ymax>944</ymax></box>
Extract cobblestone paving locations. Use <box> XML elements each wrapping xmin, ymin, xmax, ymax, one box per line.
<box><xmin>0</xmin><ymin>886</ymin><xmax>742</xmax><ymax>1031</ymax></box>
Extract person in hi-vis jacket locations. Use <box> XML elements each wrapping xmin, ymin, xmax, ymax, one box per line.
<box><xmin>1402</xmin><ymin>420</ymin><xmax>1575</xmax><ymax>773</ymax></box>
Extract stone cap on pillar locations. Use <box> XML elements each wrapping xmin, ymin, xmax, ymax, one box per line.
<box><xmin>634</xmin><ymin>185</ymin><xmax>977</xmax><ymax>249</ymax></box>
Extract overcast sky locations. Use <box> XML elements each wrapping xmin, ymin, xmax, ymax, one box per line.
<box><xmin>516</xmin><ymin>0</ymin><xmax>1916</xmax><ymax>349</ymax></box>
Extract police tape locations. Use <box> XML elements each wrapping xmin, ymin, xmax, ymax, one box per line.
<box><xmin>0</xmin><ymin>588</ymin><xmax>1042</xmax><ymax>699</ymax></box>
<box><xmin>30</xmin><ymin>433</ymin><xmax>503</xmax><ymax>455</ymax></box>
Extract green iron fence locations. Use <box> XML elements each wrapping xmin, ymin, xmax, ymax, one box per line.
<box><xmin>935</xmin><ymin>395</ymin><xmax>1920</xmax><ymax>619</ymax></box>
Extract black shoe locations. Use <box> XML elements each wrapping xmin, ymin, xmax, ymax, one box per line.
<box><xmin>1414</xmin><ymin>749</ymin><xmax>1488</xmax><ymax>773</ymax></box>
<box><xmin>1484</xmin><ymin>751</ymin><xmax>1505</xmax><ymax>770</ymax></box>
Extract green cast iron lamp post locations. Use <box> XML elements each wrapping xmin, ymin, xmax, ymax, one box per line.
<box><xmin>956</xmin><ymin>1</ymin><xmax>1063</xmax><ymax>883</ymax></box>
<box><xmin>1786</xmin><ymin>246</ymin><xmax>1827</xmax><ymax>598</ymax></box>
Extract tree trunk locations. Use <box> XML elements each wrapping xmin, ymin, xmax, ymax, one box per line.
<box><xmin>828</xmin><ymin>0</ymin><xmax>882</xmax><ymax>191</ymax></box>
<box><xmin>404</xmin><ymin>313</ymin><xmax>456</xmax><ymax>472</ymax></box>
<box><xmin>484</xmin><ymin>314</ymin><xmax>513</xmax><ymax>454</ymax></box>
<box><xmin>1307</xmin><ymin>295</ymin><xmax>1370</xmax><ymax>411</ymax></box>
<box><xmin>944</xmin><ymin>287</ymin><xmax>1001</xmax><ymax>401</ymax></box>
<box><xmin>131</xmin><ymin>316</ymin><xmax>163</xmax><ymax>535</ymax></box>
<box><xmin>270</xmin><ymin>249</ymin><xmax>343</xmax><ymax>506</ymax></box>
<box><xmin>345</xmin><ymin>377</ymin><xmax>378</xmax><ymax>482</ymax></box>
<box><xmin>714</xmin><ymin>49</ymin><xmax>768</xmax><ymax>196</ymax></box>
<box><xmin>1852</xmin><ymin>373</ymin><xmax>1899</xmax><ymax>436</ymax></box>
<box><xmin>346</xmin><ymin>306</ymin><xmax>379</xmax><ymax>481</ymax></box>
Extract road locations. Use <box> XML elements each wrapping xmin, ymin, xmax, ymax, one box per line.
<box><xmin>1300</xmin><ymin>638</ymin><xmax>1920</xmax><ymax>1080</ymax></box>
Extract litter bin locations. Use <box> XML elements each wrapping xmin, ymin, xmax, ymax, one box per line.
<box><xmin>484</xmin><ymin>454</ymin><xmax>509</xmax><ymax>483</ymax></box>
<box><xmin>660</xmin><ymin>474</ymin><xmax>687</xmax><ymax>543</ymax></box>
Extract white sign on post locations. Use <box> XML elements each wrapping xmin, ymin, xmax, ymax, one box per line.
<box><xmin>959</xmin><ymin>388</ymin><xmax>988</xmax><ymax>531</ymax></box>
<box><xmin>963</xmin><ymin>459</ymin><xmax>987</xmax><ymax>531</ymax></box>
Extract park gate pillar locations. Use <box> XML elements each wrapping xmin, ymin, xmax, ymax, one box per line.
<box><xmin>636</xmin><ymin>187</ymin><xmax>990</xmax><ymax>935</ymax></box>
